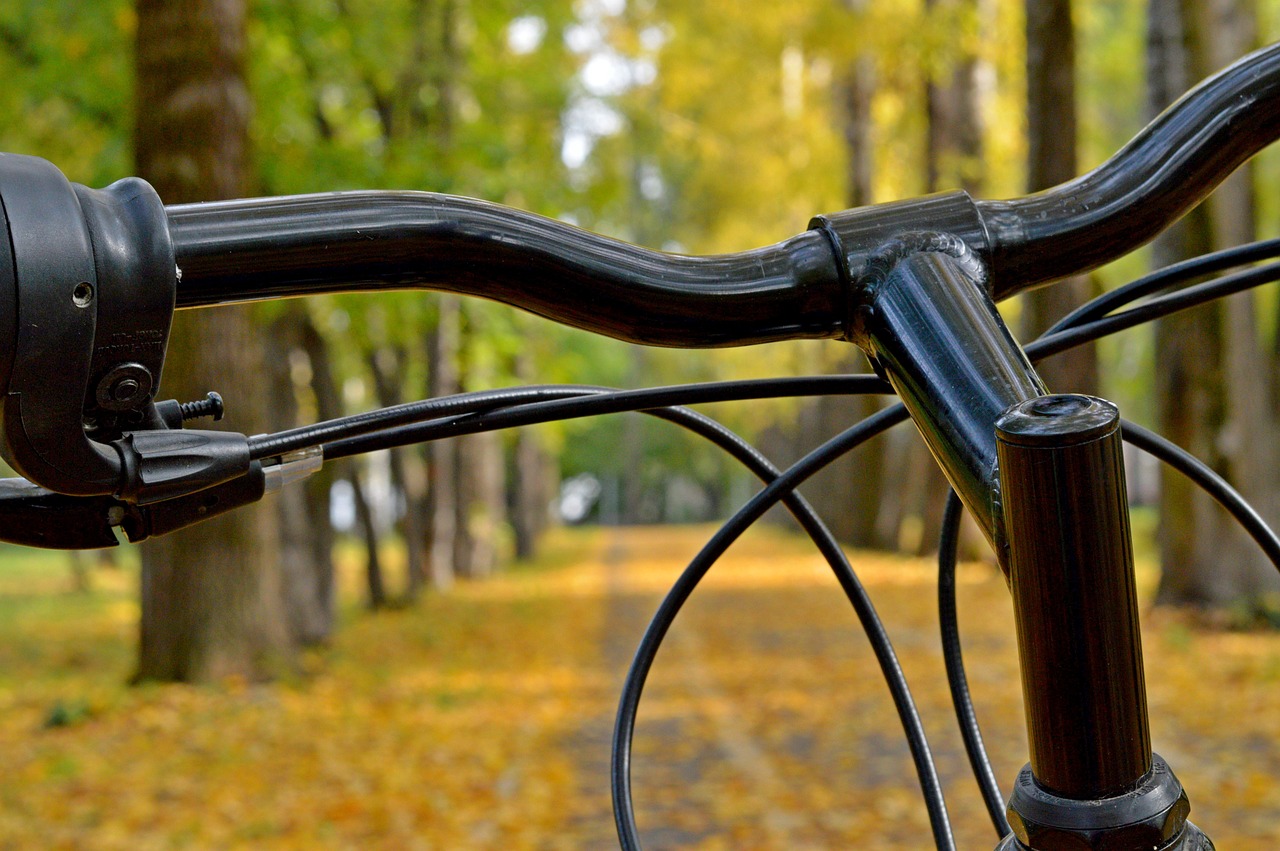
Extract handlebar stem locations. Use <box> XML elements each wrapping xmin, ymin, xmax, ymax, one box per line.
<box><xmin>841</xmin><ymin>231</ymin><xmax>1045</xmax><ymax>560</ymax></box>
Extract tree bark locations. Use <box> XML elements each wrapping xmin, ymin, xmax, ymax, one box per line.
<box><xmin>298</xmin><ymin>314</ymin><xmax>384</xmax><ymax>609</ymax></box>
<box><xmin>509</xmin><ymin>352</ymin><xmax>553</xmax><ymax>560</ymax></box>
<box><xmin>453</xmin><ymin>428</ymin><xmax>505</xmax><ymax>578</ymax></box>
<box><xmin>1021</xmin><ymin>0</ymin><xmax>1099</xmax><ymax>395</ymax></box>
<box><xmin>266</xmin><ymin>306</ymin><xmax>334</xmax><ymax>646</ymax></box>
<box><xmin>368</xmin><ymin>345</ymin><xmax>429</xmax><ymax>596</ymax></box>
<box><xmin>451</xmin><ymin>303</ymin><xmax>506</xmax><ymax>579</ymax></box>
<box><xmin>296</xmin><ymin>312</ymin><xmax>338</xmax><ymax>626</ymax></box>
<box><xmin>425</xmin><ymin>297</ymin><xmax>460</xmax><ymax>588</ymax></box>
<box><xmin>1148</xmin><ymin>0</ymin><xmax>1280</xmax><ymax>606</ymax></box>
<box><xmin>134</xmin><ymin>0</ymin><xmax>292</xmax><ymax>682</ymax></box>
<box><xmin>925</xmin><ymin>1</ymin><xmax>983</xmax><ymax>196</ymax></box>
<box><xmin>350</xmin><ymin>464</ymin><xmax>388</xmax><ymax>609</ymax></box>
<box><xmin>1204</xmin><ymin>0</ymin><xmax>1280</xmax><ymax>605</ymax></box>
<box><xmin>510</xmin><ymin>429</ymin><xmax>552</xmax><ymax>559</ymax></box>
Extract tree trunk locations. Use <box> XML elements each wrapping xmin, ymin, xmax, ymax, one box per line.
<box><xmin>134</xmin><ymin>0</ymin><xmax>292</xmax><ymax>682</ymax></box>
<box><xmin>454</xmin><ymin>428</ymin><xmax>505</xmax><ymax>578</ymax></box>
<box><xmin>1204</xmin><ymin>0</ymin><xmax>1280</xmax><ymax>605</ymax></box>
<box><xmin>1149</xmin><ymin>0</ymin><xmax>1280</xmax><ymax>606</ymax></box>
<box><xmin>451</xmin><ymin>303</ymin><xmax>505</xmax><ymax>579</ymax></box>
<box><xmin>1021</xmin><ymin>0</ymin><xmax>1099</xmax><ymax>395</ymax></box>
<box><xmin>510</xmin><ymin>429</ymin><xmax>552</xmax><ymax>559</ymax></box>
<box><xmin>425</xmin><ymin>297</ymin><xmax>460</xmax><ymax>588</ymax></box>
<box><xmin>350</xmin><ymin>464</ymin><xmax>388</xmax><ymax>609</ymax></box>
<box><xmin>368</xmin><ymin>345</ymin><xmax>429</xmax><ymax>596</ymax></box>
<box><xmin>780</xmin><ymin>55</ymin><xmax>892</xmax><ymax>550</ymax></box>
<box><xmin>509</xmin><ymin>352</ymin><xmax>552</xmax><ymax>560</ymax></box>
<box><xmin>267</xmin><ymin>305</ymin><xmax>334</xmax><ymax>646</ymax></box>
<box><xmin>797</xmin><ymin>352</ymin><xmax>891</xmax><ymax>547</ymax></box>
<box><xmin>925</xmin><ymin>1</ymin><xmax>983</xmax><ymax>197</ymax></box>
<box><xmin>295</xmin><ymin>311</ymin><xmax>342</xmax><ymax>621</ymax></box>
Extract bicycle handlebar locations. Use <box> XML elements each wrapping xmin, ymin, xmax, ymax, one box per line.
<box><xmin>2</xmin><ymin>40</ymin><xmax>1280</xmax><ymax>545</ymax></box>
<box><xmin>165</xmin><ymin>193</ymin><xmax>846</xmax><ymax>347</ymax></box>
<box><xmin>167</xmin><ymin>41</ymin><xmax>1280</xmax><ymax>328</ymax></box>
<box><xmin>978</xmin><ymin>40</ymin><xmax>1280</xmax><ymax>297</ymax></box>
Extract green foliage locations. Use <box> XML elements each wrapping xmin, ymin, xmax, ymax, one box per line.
<box><xmin>249</xmin><ymin>0</ymin><xmax>578</xmax><ymax>201</ymax></box>
<box><xmin>0</xmin><ymin>0</ymin><xmax>132</xmax><ymax>184</ymax></box>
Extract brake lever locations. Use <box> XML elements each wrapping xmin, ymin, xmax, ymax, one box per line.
<box><xmin>0</xmin><ymin>463</ymin><xmax>267</xmax><ymax>550</ymax></box>
<box><xmin>0</xmin><ymin>479</ymin><xmax>122</xmax><ymax>549</ymax></box>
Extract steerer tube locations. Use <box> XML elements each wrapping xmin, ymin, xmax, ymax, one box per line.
<box><xmin>994</xmin><ymin>395</ymin><xmax>1212</xmax><ymax>849</ymax></box>
<box><xmin>996</xmin><ymin>395</ymin><xmax>1150</xmax><ymax>799</ymax></box>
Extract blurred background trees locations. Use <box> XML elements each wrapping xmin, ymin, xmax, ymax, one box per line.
<box><xmin>2</xmin><ymin>0</ymin><xmax>1280</xmax><ymax>680</ymax></box>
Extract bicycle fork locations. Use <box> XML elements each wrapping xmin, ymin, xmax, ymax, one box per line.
<box><xmin>824</xmin><ymin>220</ymin><xmax>1213</xmax><ymax>850</ymax></box>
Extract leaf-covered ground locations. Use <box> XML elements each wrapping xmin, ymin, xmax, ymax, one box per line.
<box><xmin>0</xmin><ymin>525</ymin><xmax>1278</xmax><ymax>849</ymax></box>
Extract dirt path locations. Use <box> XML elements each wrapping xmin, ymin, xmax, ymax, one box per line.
<box><xmin>556</xmin><ymin>525</ymin><xmax>1017</xmax><ymax>850</ymax></box>
<box><xmin>4</xmin><ymin>524</ymin><xmax>1278</xmax><ymax>848</ymax></box>
<box><xmin>561</xmin><ymin>528</ymin><xmax>820</xmax><ymax>848</ymax></box>
<box><xmin>550</xmin><ymin>525</ymin><xmax>1280</xmax><ymax>850</ymax></box>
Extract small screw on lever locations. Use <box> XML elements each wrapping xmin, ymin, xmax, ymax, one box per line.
<box><xmin>178</xmin><ymin>392</ymin><xmax>224</xmax><ymax>422</ymax></box>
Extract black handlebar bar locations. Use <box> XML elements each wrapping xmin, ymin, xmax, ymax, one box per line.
<box><xmin>165</xmin><ymin>193</ymin><xmax>847</xmax><ymax>347</ymax></box>
<box><xmin>978</xmin><ymin>40</ymin><xmax>1280</xmax><ymax>297</ymax></box>
<box><xmin>167</xmin><ymin>41</ymin><xmax>1280</xmax><ymax>333</ymax></box>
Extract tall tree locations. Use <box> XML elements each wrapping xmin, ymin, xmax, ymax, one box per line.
<box><xmin>1022</xmin><ymin>0</ymin><xmax>1098</xmax><ymax>395</ymax></box>
<box><xmin>509</xmin><ymin>347</ymin><xmax>554</xmax><ymax>560</ymax></box>
<box><xmin>426</xmin><ymin>297</ymin><xmax>460</xmax><ymax>589</ymax></box>
<box><xmin>449</xmin><ymin>302</ymin><xmax>509</xmax><ymax>578</ymax></box>
<box><xmin>134</xmin><ymin>0</ymin><xmax>293</xmax><ymax>681</ymax></box>
<box><xmin>1148</xmin><ymin>0</ymin><xmax>1280</xmax><ymax>606</ymax></box>
<box><xmin>780</xmin><ymin>49</ymin><xmax>891</xmax><ymax>549</ymax></box>
<box><xmin>368</xmin><ymin>343</ymin><xmax>430</xmax><ymax>595</ymax></box>
<box><xmin>268</xmin><ymin>304</ymin><xmax>336</xmax><ymax>645</ymax></box>
<box><xmin>916</xmin><ymin>0</ymin><xmax>986</xmax><ymax>555</ymax></box>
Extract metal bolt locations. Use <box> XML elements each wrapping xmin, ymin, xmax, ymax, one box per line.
<box><xmin>94</xmin><ymin>363</ymin><xmax>154</xmax><ymax>412</ymax></box>
<box><xmin>111</xmin><ymin>378</ymin><xmax>141</xmax><ymax>402</ymax></box>
<box><xmin>179</xmin><ymin>391</ymin><xmax>225</xmax><ymax>422</ymax></box>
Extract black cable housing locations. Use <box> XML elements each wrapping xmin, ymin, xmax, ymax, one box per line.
<box><xmin>937</xmin><ymin>490</ymin><xmax>1010</xmax><ymax>840</ymax></box>
<box><xmin>603</xmin><ymin>404</ymin><xmax>960</xmax><ymax>851</ymax></box>
<box><xmin>1048</xmin><ymin>236</ymin><xmax>1280</xmax><ymax>333</ymax></box>
<box><xmin>254</xmin><ymin>375</ymin><xmax>891</xmax><ymax>462</ymax></box>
